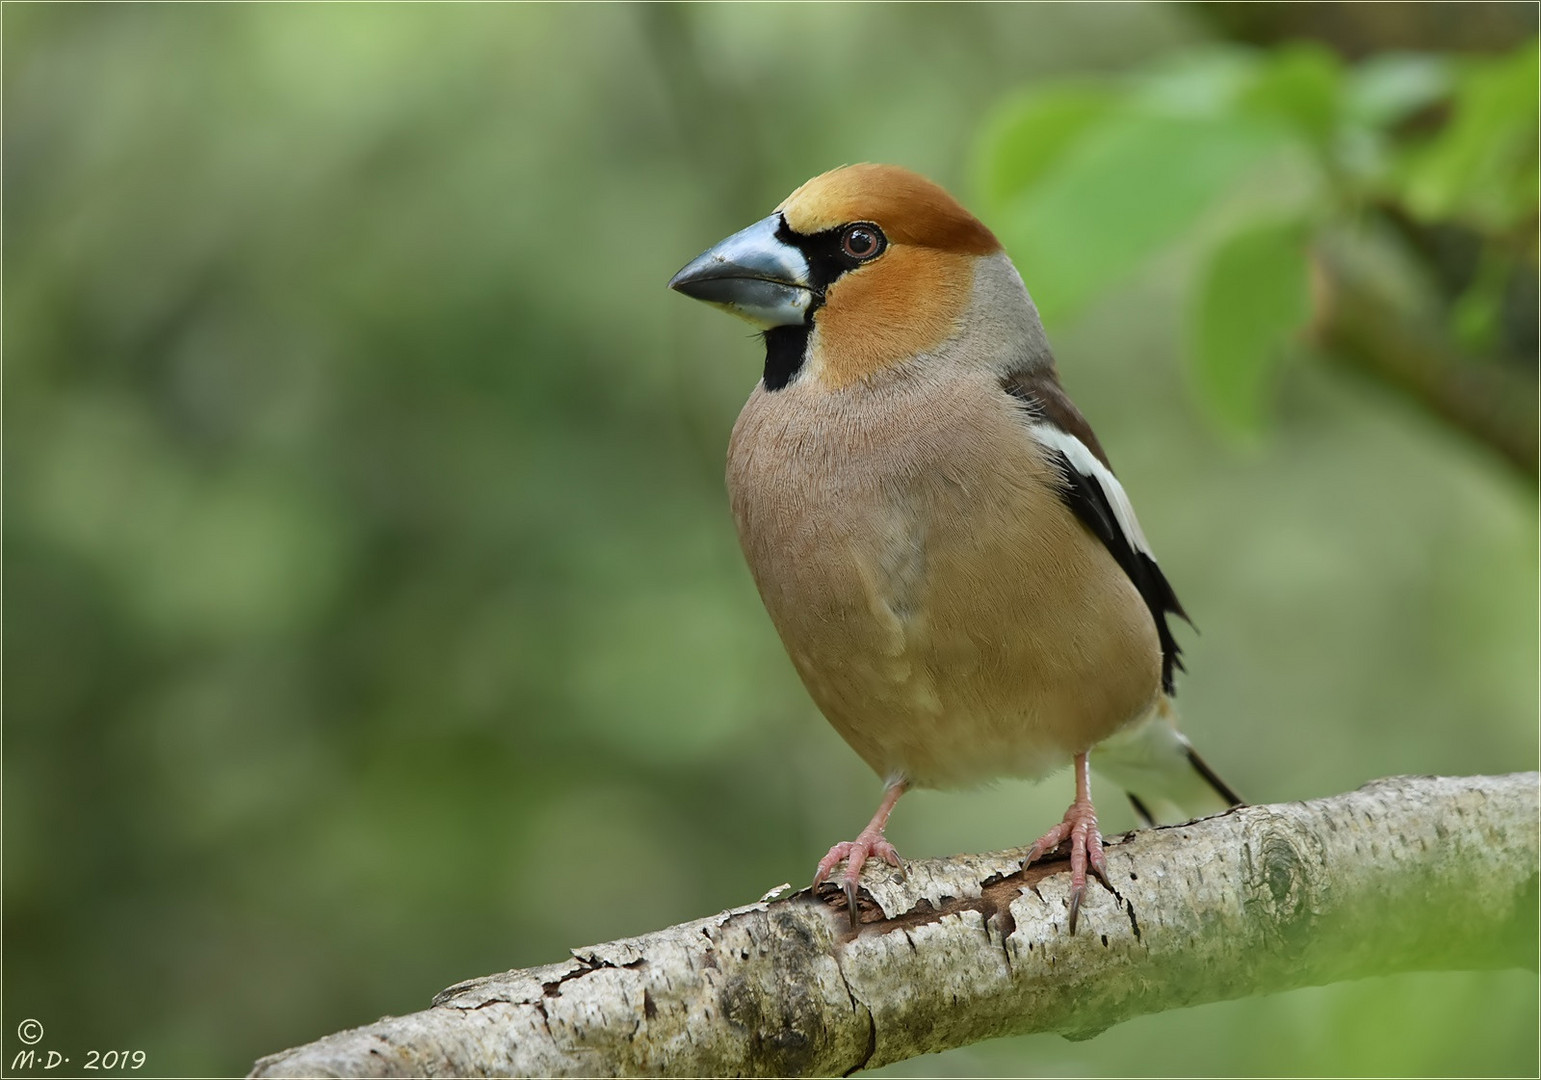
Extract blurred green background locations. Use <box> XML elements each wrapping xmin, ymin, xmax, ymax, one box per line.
<box><xmin>5</xmin><ymin>3</ymin><xmax>1537</xmax><ymax>1076</ymax></box>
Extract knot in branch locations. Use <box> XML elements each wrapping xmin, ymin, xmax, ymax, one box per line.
<box><xmin>1241</xmin><ymin>810</ymin><xmax>1328</xmax><ymax>952</ymax></box>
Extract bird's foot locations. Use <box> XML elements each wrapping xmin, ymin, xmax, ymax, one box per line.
<box><xmin>1022</xmin><ymin>797</ymin><xmax>1108</xmax><ymax>935</ymax></box>
<box><xmin>813</xmin><ymin>829</ymin><xmax>905</xmax><ymax>925</ymax></box>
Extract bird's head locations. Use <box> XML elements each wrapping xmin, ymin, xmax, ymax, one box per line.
<box><xmin>670</xmin><ymin>164</ymin><xmax>1038</xmax><ymax>392</ymax></box>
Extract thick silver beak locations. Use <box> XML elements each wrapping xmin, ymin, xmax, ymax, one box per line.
<box><xmin>668</xmin><ymin>214</ymin><xmax>812</xmax><ymax>329</ymax></box>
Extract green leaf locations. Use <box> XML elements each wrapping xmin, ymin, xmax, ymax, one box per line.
<box><xmin>1136</xmin><ymin>46</ymin><xmax>1262</xmax><ymax>117</ymax></box>
<box><xmin>973</xmin><ymin>84</ymin><xmax>1116</xmax><ymax>207</ymax></box>
<box><xmin>1241</xmin><ymin>42</ymin><xmax>1344</xmax><ymax>149</ymax></box>
<box><xmin>1190</xmin><ymin>219</ymin><xmax>1310</xmax><ymax>437</ymax></box>
<box><xmin>994</xmin><ymin>111</ymin><xmax>1290</xmax><ymax>325</ymax></box>
<box><xmin>1398</xmin><ymin>39</ymin><xmax>1539</xmax><ymax>231</ymax></box>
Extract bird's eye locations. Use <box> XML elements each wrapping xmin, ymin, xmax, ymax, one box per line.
<box><xmin>840</xmin><ymin>224</ymin><xmax>885</xmax><ymax>261</ymax></box>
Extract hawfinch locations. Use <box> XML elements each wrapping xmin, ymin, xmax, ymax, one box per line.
<box><xmin>669</xmin><ymin>164</ymin><xmax>1240</xmax><ymax>932</ymax></box>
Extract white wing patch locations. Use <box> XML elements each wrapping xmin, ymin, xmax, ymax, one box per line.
<box><xmin>1027</xmin><ymin>422</ymin><xmax>1155</xmax><ymax>559</ymax></box>
<box><xmin>1013</xmin><ymin>405</ymin><xmax>1189</xmax><ymax>694</ymax></box>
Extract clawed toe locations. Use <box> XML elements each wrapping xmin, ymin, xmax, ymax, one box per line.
<box><xmin>1023</xmin><ymin>754</ymin><xmax>1111</xmax><ymax>935</ymax></box>
<box><xmin>813</xmin><ymin>833</ymin><xmax>905</xmax><ymax>926</ymax></box>
<box><xmin>812</xmin><ymin>842</ymin><xmax>856</xmax><ymax>890</ymax></box>
<box><xmin>841</xmin><ymin>876</ymin><xmax>860</xmax><ymax>923</ymax></box>
<box><xmin>811</xmin><ymin>783</ymin><xmax>909</xmax><ymax>926</ymax></box>
<box><xmin>1026</xmin><ymin>804</ymin><xmax>1105</xmax><ymax>935</ymax></box>
<box><xmin>1067</xmin><ymin>881</ymin><xmax>1087</xmax><ymax>934</ymax></box>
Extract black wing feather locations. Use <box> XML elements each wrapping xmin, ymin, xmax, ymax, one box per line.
<box><xmin>1043</xmin><ymin>448</ymin><xmax>1189</xmax><ymax>695</ymax></box>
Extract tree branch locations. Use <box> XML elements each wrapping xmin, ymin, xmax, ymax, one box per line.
<box><xmin>1309</xmin><ymin>240</ymin><xmax>1539</xmax><ymax>479</ymax></box>
<box><xmin>250</xmin><ymin>773</ymin><xmax>1538</xmax><ymax>1078</ymax></box>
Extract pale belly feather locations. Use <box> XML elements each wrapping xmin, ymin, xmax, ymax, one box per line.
<box><xmin>727</xmin><ymin>370</ymin><xmax>1161</xmax><ymax>790</ymax></box>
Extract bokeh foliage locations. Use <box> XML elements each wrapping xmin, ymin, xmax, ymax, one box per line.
<box><xmin>5</xmin><ymin>4</ymin><xmax>1536</xmax><ymax>1076</ymax></box>
<box><xmin>977</xmin><ymin>37</ymin><xmax>1538</xmax><ymax>443</ymax></box>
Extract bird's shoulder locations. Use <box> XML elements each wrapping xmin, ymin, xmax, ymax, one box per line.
<box><xmin>1000</xmin><ymin>367</ymin><xmax>1112</xmax><ymax>469</ymax></box>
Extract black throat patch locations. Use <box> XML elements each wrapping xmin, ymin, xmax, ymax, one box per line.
<box><xmin>758</xmin><ymin>216</ymin><xmax>875</xmax><ymax>392</ymax></box>
<box><xmin>762</xmin><ymin>325</ymin><xmax>812</xmax><ymax>391</ymax></box>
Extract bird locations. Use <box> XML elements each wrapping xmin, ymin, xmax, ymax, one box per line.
<box><xmin>668</xmin><ymin>163</ymin><xmax>1241</xmax><ymax>933</ymax></box>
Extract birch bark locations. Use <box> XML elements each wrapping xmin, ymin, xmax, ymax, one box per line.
<box><xmin>251</xmin><ymin>773</ymin><xmax>1539</xmax><ymax>1078</ymax></box>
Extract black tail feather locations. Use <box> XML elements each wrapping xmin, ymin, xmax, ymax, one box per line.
<box><xmin>1186</xmin><ymin>746</ymin><xmax>1244</xmax><ymax>808</ymax></box>
<box><xmin>1127</xmin><ymin>792</ymin><xmax>1156</xmax><ymax>827</ymax></box>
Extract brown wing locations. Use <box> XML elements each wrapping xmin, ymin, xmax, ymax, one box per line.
<box><xmin>1001</xmin><ymin>367</ymin><xmax>1112</xmax><ymax>470</ymax></box>
<box><xmin>1001</xmin><ymin>365</ymin><xmax>1190</xmax><ymax>694</ymax></box>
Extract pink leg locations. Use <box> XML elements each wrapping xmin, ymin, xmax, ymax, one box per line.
<box><xmin>813</xmin><ymin>780</ymin><xmax>908</xmax><ymax>925</ymax></box>
<box><xmin>1022</xmin><ymin>753</ymin><xmax>1109</xmax><ymax>934</ymax></box>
